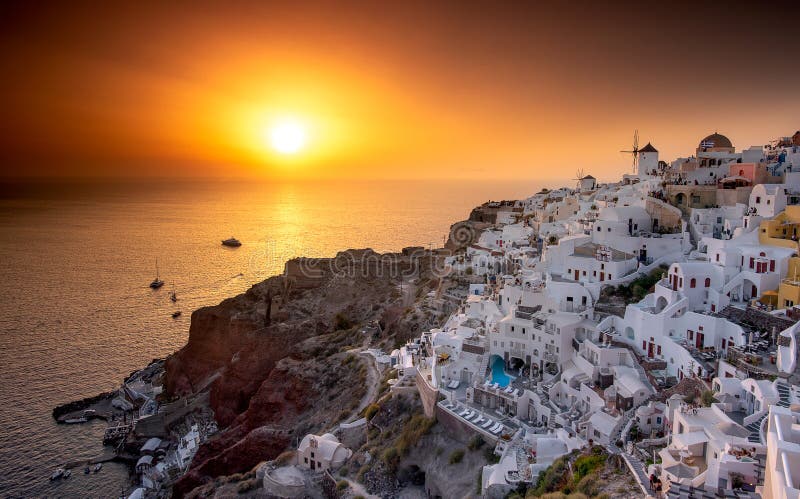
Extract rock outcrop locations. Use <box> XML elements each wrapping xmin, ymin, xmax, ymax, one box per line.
<box><xmin>164</xmin><ymin>249</ymin><xmax>442</xmax><ymax>496</ymax></box>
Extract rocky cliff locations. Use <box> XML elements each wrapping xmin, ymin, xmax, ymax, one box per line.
<box><xmin>164</xmin><ymin>249</ymin><xmax>443</xmax><ymax>496</ymax></box>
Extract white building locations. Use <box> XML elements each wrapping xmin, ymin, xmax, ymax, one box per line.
<box><xmin>763</xmin><ymin>405</ymin><xmax>800</xmax><ymax>499</ymax></box>
<box><xmin>660</xmin><ymin>402</ymin><xmax>764</xmax><ymax>493</ymax></box>
<box><xmin>296</xmin><ymin>433</ymin><xmax>351</xmax><ymax>473</ymax></box>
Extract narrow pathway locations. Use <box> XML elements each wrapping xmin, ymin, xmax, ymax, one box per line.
<box><xmin>354</xmin><ymin>352</ymin><xmax>380</xmax><ymax>415</ymax></box>
<box><xmin>338</xmin><ymin>476</ymin><xmax>381</xmax><ymax>499</ymax></box>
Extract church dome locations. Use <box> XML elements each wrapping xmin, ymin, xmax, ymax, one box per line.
<box><xmin>699</xmin><ymin>133</ymin><xmax>732</xmax><ymax>149</ymax></box>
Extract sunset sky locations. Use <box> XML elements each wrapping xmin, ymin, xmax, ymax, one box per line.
<box><xmin>0</xmin><ymin>1</ymin><xmax>798</xmax><ymax>181</ymax></box>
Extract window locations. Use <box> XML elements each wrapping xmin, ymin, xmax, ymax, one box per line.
<box><xmin>690</xmin><ymin>278</ymin><xmax>696</xmax><ymax>288</ymax></box>
<box><xmin>657</xmin><ymin>345</ymin><xmax>662</xmax><ymax>355</ymax></box>
<box><xmin>756</xmin><ymin>196</ymin><xmax>761</xmax><ymax>203</ymax></box>
<box><xmin>716</xmin><ymin>253</ymin><xmax>720</xmax><ymax>262</ymax></box>
<box><xmin>597</xmin><ymin>226</ymin><xmax>601</xmax><ymax>232</ymax></box>
<box><xmin>705</xmin><ymin>278</ymin><xmax>711</xmax><ymax>287</ymax></box>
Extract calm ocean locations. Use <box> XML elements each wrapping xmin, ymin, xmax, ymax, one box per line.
<box><xmin>0</xmin><ymin>178</ymin><xmax>546</xmax><ymax>497</ymax></box>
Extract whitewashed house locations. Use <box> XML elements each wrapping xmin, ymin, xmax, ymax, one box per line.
<box><xmin>297</xmin><ymin>434</ymin><xmax>351</xmax><ymax>473</ymax></box>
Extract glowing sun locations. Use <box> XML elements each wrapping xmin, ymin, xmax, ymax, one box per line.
<box><xmin>268</xmin><ymin>121</ymin><xmax>307</xmax><ymax>155</ymax></box>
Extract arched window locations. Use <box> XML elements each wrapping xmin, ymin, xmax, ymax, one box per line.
<box><xmin>704</xmin><ymin>278</ymin><xmax>711</xmax><ymax>288</ymax></box>
<box><xmin>690</xmin><ymin>278</ymin><xmax>697</xmax><ymax>288</ymax></box>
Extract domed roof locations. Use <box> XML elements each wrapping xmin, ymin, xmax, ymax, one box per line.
<box><xmin>699</xmin><ymin>133</ymin><xmax>732</xmax><ymax>149</ymax></box>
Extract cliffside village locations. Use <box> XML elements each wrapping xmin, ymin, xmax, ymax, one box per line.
<box><xmin>115</xmin><ymin>131</ymin><xmax>800</xmax><ymax>499</ymax></box>
<box><xmin>393</xmin><ymin>131</ymin><xmax>800</xmax><ymax>498</ymax></box>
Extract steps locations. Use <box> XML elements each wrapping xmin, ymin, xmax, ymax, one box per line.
<box><xmin>478</xmin><ymin>355</ymin><xmax>490</xmax><ymax>380</ymax></box>
<box><xmin>626</xmin><ymin>454</ymin><xmax>649</xmax><ymax>484</ymax></box>
<box><xmin>745</xmin><ymin>413</ymin><xmax>766</xmax><ymax>443</ymax></box>
<box><xmin>776</xmin><ymin>380</ymin><xmax>792</xmax><ymax>408</ymax></box>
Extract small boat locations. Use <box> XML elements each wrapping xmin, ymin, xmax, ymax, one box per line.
<box><xmin>63</xmin><ymin>416</ymin><xmax>87</xmax><ymax>424</ymax></box>
<box><xmin>93</xmin><ymin>463</ymin><xmax>102</xmax><ymax>473</ymax></box>
<box><xmin>84</xmin><ymin>467</ymin><xmax>90</xmax><ymax>475</ymax></box>
<box><xmin>63</xmin><ymin>470</ymin><xmax>71</xmax><ymax>478</ymax></box>
<box><xmin>171</xmin><ymin>311</ymin><xmax>182</xmax><ymax>319</ymax></box>
<box><xmin>50</xmin><ymin>468</ymin><xmax>64</xmax><ymax>480</ymax></box>
<box><xmin>221</xmin><ymin>237</ymin><xmax>242</xmax><ymax>247</ymax></box>
<box><xmin>149</xmin><ymin>260</ymin><xmax>164</xmax><ymax>289</ymax></box>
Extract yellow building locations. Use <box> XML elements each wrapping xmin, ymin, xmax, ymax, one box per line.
<box><xmin>760</xmin><ymin>207</ymin><xmax>800</xmax><ymax>308</ymax></box>
<box><xmin>778</xmin><ymin>257</ymin><xmax>800</xmax><ymax>309</ymax></box>
<box><xmin>759</xmin><ymin>206</ymin><xmax>800</xmax><ymax>248</ymax></box>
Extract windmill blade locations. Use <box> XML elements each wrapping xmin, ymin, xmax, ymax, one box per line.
<box><xmin>633</xmin><ymin>129</ymin><xmax>639</xmax><ymax>151</ymax></box>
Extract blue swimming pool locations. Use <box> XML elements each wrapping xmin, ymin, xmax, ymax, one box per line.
<box><xmin>490</xmin><ymin>355</ymin><xmax>515</xmax><ymax>387</ymax></box>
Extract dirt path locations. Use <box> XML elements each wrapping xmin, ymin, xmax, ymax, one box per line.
<box><xmin>354</xmin><ymin>352</ymin><xmax>380</xmax><ymax>415</ymax></box>
<box><xmin>339</xmin><ymin>476</ymin><xmax>381</xmax><ymax>499</ymax></box>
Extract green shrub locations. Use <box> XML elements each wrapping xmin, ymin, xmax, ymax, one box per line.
<box><xmin>449</xmin><ymin>449</ymin><xmax>465</xmax><ymax>464</ymax></box>
<box><xmin>364</xmin><ymin>403</ymin><xmax>380</xmax><ymax>421</ymax></box>
<box><xmin>381</xmin><ymin>446</ymin><xmax>399</xmax><ymax>469</ymax></box>
<box><xmin>701</xmin><ymin>390</ymin><xmax>718</xmax><ymax>407</ymax></box>
<box><xmin>334</xmin><ymin>313</ymin><xmax>353</xmax><ymax>330</ymax></box>
<box><xmin>575</xmin><ymin>474</ymin><xmax>599</xmax><ymax>496</ymax></box>
<box><xmin>336</xmin><ymin>479</ymin><xmax>349</xmax><ymax>491</ymax></box>
<box><xmin>236</xmin><ymin>478</ymin><xmax>259</xmax><ymax>493</ymax></box>
<box><xmin>468</xmin><ymin>435</ymin><xmax>485</xmax><ymax>451</ymax></box>
<box><xmin>573</xmin><ymin>454</ymin><xmax>605</xmax><ymax>483</ymax></box>
<box><xmin>395</xmin><ymin>414</ymin><xmax>436</xmax><ymax>455</ymax></box>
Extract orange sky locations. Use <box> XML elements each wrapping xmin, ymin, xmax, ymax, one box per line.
<box><xmin>0</xmin><ymin>1</ymin><xmax>798</xmax><ymax>182</ymax></box>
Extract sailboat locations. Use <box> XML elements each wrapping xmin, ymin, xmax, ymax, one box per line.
<box><xmin>169</xmin><ymin>283</ymin><xmax>177</xmax><ymax>302</ymax></box>
<box><xmin>149</xmin><ymin>260</ymin><xmax>164</xmax><ymax>289</ymax></box>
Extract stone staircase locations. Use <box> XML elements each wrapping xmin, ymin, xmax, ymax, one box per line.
<box><xmin>478</xmin><ymin>354</ymin><xmax>490</xmax><ymax>380</ymax></box>
<box><xmin>625</xmin><ymin>453</ymin><xmax>650</xmax><ymax>489</ymax></box>
<box><xmin>776</xmin><ymin>380</ymin><xmax>792</xmax><ymax>408</ymax></box>
<box><xmin>745</xmin><ymin>413</ymin><xmax>767</xmax><ymax>443</ymax></box>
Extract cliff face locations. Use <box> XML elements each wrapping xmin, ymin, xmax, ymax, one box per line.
<box><xmin>164</xmin><ymin>249</ymin><xmax>441</xmax><ymax>497</ymax></box>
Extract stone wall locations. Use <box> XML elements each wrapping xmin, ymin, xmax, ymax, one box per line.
<box><xmin>416</xmin><ymin>370</ymin><xmax>440</xmax><ymax>418</ymax></box>
<box><xmin>645</xmin><ymin>197</ymin><xmax>683</xmax><ymax>231</ymax></box>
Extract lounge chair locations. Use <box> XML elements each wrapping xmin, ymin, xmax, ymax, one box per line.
<box><xmin>473</xmin><ymin>416</ymin><xmax>484</xmax><ymax>424</ymax></box>
<box><xmin>491</xmin><ymin>425</ymin><xmax>504</xmax><ymax>435</ymax></box>
<box><xmin>471</xmin><ymin>413</ymin><xmax>482</xmax><ymax>422</ymax></box>
<box><xmin>458</xmin><ymin>408</ymin><xmax>469</xmax><ymax>417</ymax></box>
<box><xmin>463</xmin><ymin>411</ymin><xmax>473</xmax><ymax>419</ymax></box>
<box><xmin>489</xmin><ymin>423</ymin><xmax>501</xmax><ymax>432</ymax></box>
<box><xmin>451</xmin><ymin>380</ymin><xmax>460</xmax><ymax>389</ymax></box>
<box><xmin>482</xmin><ymin>419</ymin><xmax>494</xmax><ymax>429</ymax></box>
